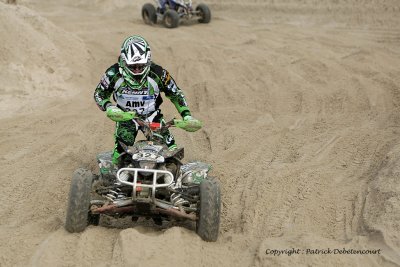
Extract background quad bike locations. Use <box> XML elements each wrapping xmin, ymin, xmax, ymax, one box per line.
<box><xmin>142</xmin><ymin>1</ymin><xmax>211</xmax><ymax>28</ymax></box>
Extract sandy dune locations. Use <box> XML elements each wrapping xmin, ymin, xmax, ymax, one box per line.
<box><xmin>1</xmin><ymin>0</ymin><xmax>400</xmax><ymax>266</ymax></box>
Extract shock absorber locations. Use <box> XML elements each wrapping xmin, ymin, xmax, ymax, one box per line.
<box><xmin>104</xmin><ymin>171</ymin><xmax>131</xmax><ymax>201</ymax></box>
<box><xmin>170</xmin><ymin>192</ymin><xmax>190</xmax><ymax>206</ymax></box>
<box><xmin>105</xmin><ymin>188</ymin><xmax>126</xmax><ymax>202</ymax></box>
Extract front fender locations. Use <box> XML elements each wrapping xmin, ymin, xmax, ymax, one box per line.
<box><xmin>180</xmin><ymin>161</ymin><xmax>211</xmax><ymax>185</ymax></box>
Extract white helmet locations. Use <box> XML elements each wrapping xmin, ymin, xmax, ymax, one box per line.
<box><xmin>119</xmin><ymin>35</ymin><xmax>151</xmax><ymax>88</ymax></box>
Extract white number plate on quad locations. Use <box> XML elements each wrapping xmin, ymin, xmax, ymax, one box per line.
<box><xmin>132</xmin><ymin>151</ymin><xmax>158</xmax><ymax>160</ymax></box>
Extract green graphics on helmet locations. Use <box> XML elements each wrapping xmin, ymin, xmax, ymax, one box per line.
<box><xmin>119</xmin><ymin>35</ymin><xmax>152</xmax><ymax>89</ymax></box>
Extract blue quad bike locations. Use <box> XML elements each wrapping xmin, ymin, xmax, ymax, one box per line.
<box><xmin>142</xmin><ymin>0</ymin><xmax>211</xmax><ymax>28</ymax></box>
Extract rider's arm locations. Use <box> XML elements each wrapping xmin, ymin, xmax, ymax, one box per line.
<box><xmin>94</xmin><ymin>64</ymin><xmax>119</xmax><ymax>111</ymax></box>
<box><xmin>158</xmin><ymin>67</ymin><xmax>191</xmax><ymax>118</ymax></box>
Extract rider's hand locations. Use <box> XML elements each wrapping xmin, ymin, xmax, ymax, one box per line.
<box><xmin>183</xmin><ymin>115</ymin><xmax>195</xmax><ymax>121</ymax></box>
<box><xmin>105</xmin><ymin>104</ymin><xmax>119</xmax><ymax>112</ymax></box>
<box><xmin>106</xmin><ymin>105</ymin><xmax>136</xmax><ymax>122</ymax></box>
<box><xmin>180</xmin><ymin>115</ymin><xmax>202</xmax><ymax>132</ymax></box>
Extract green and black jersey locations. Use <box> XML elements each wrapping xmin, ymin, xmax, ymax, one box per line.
<box><xmin>94</xmin><ymin>62</ymin><xmax>191</xmax><ymax>118</ymax></box>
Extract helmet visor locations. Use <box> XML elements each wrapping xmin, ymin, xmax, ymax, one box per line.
<box><xmin>127</xmin><ymin>63</ymin><xmax>146</xmax><ymax>75</ymax></box>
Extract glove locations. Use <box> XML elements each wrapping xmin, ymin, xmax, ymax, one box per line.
<box><xmin>183</xmin><ymin>115</ymin><xmax>194</xmax><ymax>121</ymax></box>
<box><xmin>106</xmin><ymin>105</ymin><xmax>136</xmax><ymax>122</ymax></box>
<box><xmin>106</xmin><ymin>105</ymin><xmax>119</xmax><ymax>112</ymax></box>
<box><xmin>104</xmin><ymin>102</ymin><xmax>113</xmax><ymax>110</ymax></box>
<box><xmin>176</xmin><ymin>115</ymin><xmax>202</xmax><ymax>132</ymax></box>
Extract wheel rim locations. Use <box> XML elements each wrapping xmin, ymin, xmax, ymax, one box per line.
<box><xmin>165</xmin><ymin>15</ymin><xmax>172</xmax><ymax>27</ymax></box>
<box><xmin>143</xmin><ymin>11</ymin><xmax>150</xmax><ymax>23</ymax></box>
<box><xmin>199</xmin><ymin>10</ymin><xmax>204</xmax><ymax>20</ymax></box>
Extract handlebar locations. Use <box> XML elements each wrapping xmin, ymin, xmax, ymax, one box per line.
<box><xmin>137</xmin><ymin>118</ymin><xmax>202</xmax><ymax>133</ymax></box>
<box><xmin>106</xmin><ymin>107</ymin><xmax>202</xmax><ymax>132</ymax></box>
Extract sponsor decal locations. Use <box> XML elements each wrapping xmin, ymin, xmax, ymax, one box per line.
<box><xmin>126</xmin><ymin>101</ymin><xmax>145</xmax><ymax>108</ymax></box>
<box><xmin>133</xmin><ymin>56</ymin><xmax>142</xmax><ymax>62</ymax></box>
<box><xmin>100</xmin><ymin>74</ymin><xmax>110</xmax><ymax>88</ymax></box>
<box><xmin>165</xmin><ymin>73</ymin><xmax>171</xmax><ymax>84</ymax></box>
<box><xmin>142</xmin><ymin>96</ymin><xmax>154</xmax><ymax>100</ymax></box>
<box><xmin>162</xmin><ymin>70</ymin><xmax>171</xmax><ymax>84</ymax></box>
<box><xmin>94</xmin><ymin>93</ymin><xmax>103</xmax><ymax>103</ymax></box>
<box><xmin>165</xmin><ymin>135</ymin><xmax>173</xmax><ymax>145</ymax></box>
<box><xmin>120</xmin><ymin>88</ymin><xmax>149</xmax><ymax>95</ymax></box>
<box><xmin>167</xmin><ymin>81</ymin><xmax>177</xmax><ymax>93</ymax></box>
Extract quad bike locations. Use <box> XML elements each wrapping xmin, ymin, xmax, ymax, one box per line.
<box><xmin>142</xmin><ymin>0</ymin><xmax>211</xmax><ymax>28</ymax></box>
<box><xmin>65</xmin><ymin>109</ymin><xmax>221</xmax><ymax>242</ymax></box>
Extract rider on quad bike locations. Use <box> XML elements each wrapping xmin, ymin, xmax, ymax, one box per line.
<box><xmin>66</xmin><ymin>35</ymin><xmax>220</xmax><ymax>241</ymax></box>
<box><xmin>94</xmin><ymin>35</ymin><xmax>201</xmax><ymax>166</ymax></box>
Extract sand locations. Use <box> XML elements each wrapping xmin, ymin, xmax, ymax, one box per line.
<box><xmin>1</xmin><ymin>0</ymin><xmax>400</xmax><ymax>266</ymax></box>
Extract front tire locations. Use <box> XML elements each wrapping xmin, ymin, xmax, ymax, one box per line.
<box><xmin>163</xmin><ymin>9</ymin><xmax>180</xmax><ymax>28</ymax></box>
<box><xmin>196</xmin><ymin>3</ymin><xmax>211</xmax><ymax>23</ymax></box>
<box><xmin>65</xmin><ymin>168</ymin><xmax>94</xmax><ymax>233</ymax></box>
<box><xmin>142</xmin><ymin>3</ymin><xmax>157</xmax><ymax>25</ymax></box>
<box><xmin>196</xmin><ymin>177</ymin><xmax>221</xmax><ymax>242</ymax></box>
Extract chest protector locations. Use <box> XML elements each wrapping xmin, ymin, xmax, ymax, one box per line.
<box><xmin>113</xmin><ymin>76</ymin><xmax>160</xmax><ymax>115</ymax></box>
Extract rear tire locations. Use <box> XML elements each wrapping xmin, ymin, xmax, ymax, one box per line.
<box><xmin>142</xmin><ymin>3</ymin><xmax>157</xmax><ymax>25</ymax></box>
<box><xmin>196</xmin><ymin>3</ymin><xmax>211</xmax><ymax>23</ymax></box>
<box><xmin>163</xmin><ymin>9</ymin><xmax>180</xmax><ymax>28</ymax></box>
<box><xmin>65</xmin><ymin>168</ymin><xmax>94</xmax><ymax>233</ymax></box>
<box><xmin>196</xmin><ymin>177</ymin><xmax>221</xmax><ymax>242</ymax></box>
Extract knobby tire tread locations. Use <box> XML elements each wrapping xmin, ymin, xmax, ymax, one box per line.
<box><xmin>65</xmin><ymin>168</ymin><xmax>93</xmax><ymax>233</ymax></box>
<box><xmin>197</xmin><ymin>177</ymin><xmax>221</xmax><ymax>242</ymax></box>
